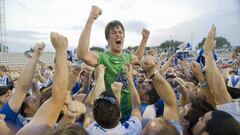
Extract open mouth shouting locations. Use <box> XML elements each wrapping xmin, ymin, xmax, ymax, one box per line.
<box><xmin>115</xmin><ymin>39</ymin><xmax>122</xmax><ymax>45</ymax></box>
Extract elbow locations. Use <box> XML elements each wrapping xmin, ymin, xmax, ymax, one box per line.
<box><xmin>77</xmin><ymin>50</ymin><xmax>88</xmax><ymax>62</ymax></box>
<box><xmin>76</xmin><ymin>50</ymin><xmax>84</xmax><ymax>60</ymax></box>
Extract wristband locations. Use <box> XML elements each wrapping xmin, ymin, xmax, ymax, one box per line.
<box><xmin>149</xmin><ymin>70</ymin><xmax>158</xmax><ymax>79</ymax></box>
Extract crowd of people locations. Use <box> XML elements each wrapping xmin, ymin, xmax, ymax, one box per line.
<box><xmin>0</xmin><ymin>5</ymin><xmax>240</xmax><ymax>135</ymax></box>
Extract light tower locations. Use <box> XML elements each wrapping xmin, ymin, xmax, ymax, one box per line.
<box><xmin>0</xmin><ymin>0</ymin><xmax>7</xmax><ymax>52</ymax></box>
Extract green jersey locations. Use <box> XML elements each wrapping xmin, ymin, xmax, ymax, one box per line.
<box><xmin>97</xmin><ymin>51</ymin><xmax>132</xmax><ymax>122</ymax></box>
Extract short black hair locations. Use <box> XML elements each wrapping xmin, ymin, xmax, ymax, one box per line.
<box><xmin>0</xmin><ymin>85</ymin><xmax>11</xmax><ymax>96</ymax></box>
<box><xmin>105</xmin><ymin>20</ymin><xmax>125</xmax><ymax>40</ymax></box>
<box><xmin>184</xmin><ymin>97</ymin><xmax>215</xmax><ymax>134</ymax></box>
<box><xmin>205</xmin><ymin>110</ymin><xmax>240</xmax><ymax>135</ymax></box>
<box><xmin>93</xmin><ymin>90</ymin><xmax>120</xmax><ymax>129</ymax></box>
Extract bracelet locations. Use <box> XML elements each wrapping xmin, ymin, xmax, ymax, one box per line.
<box><xmin>149</xmin><ymin>70</ymin><xmax>158</xmax><ymax>79</ymax></box>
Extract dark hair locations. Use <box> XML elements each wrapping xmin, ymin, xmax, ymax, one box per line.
<box><xmin>93</xmin><ymin>90</ymin><xmax>120</xmax><ymax>129</ymax></box>
<box><xmin>227</xmin><ymin>86</ymin><xmax>240</xmax><ymax>99</ymax></box>
<box><xmin>0</xmin><ymin>85</ymin><xmax>11</xmax><ymax>96</ymax></box>
<box><xmin>40</xmin><ymin>87</ymin><xmax>52</xmax><ymax>106</ymax></box>
<box><xmin>105</xmin><ymin>20</ymin><xmax>125</xmax><ymax>40</ymax></box>
<box><xmin>184</xmin><ymin>97</ymin><xmax>215</xmax><ymax>134</ymax></box>
<box><xmin>49</xmin><ymin>123</ymin><xmax>89</xmax><ymax>135</ymax></box>
<box><xmin>19</xmin><ymin>99</ymin><xmax>29</xmax><ymax>117</ymax></box>
<box><xmin>145</xmin><ymin>81</ymin><xmax>160</xmax><ymax>104</ymax></box>
<box><xmin>205</xmin><ymin>110</ymin><xmax>240</xmax><ymax>135</ymax></box>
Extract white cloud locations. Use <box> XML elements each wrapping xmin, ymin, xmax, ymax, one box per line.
<box><xmin>4</xmin><ymin>0</ymin><xmax>240</xmax><ymax>52</ymax></box>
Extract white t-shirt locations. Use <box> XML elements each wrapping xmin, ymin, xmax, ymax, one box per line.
<box><xmin>141</xmin><ymin>104</ymin><xmax>156</xmax><ymax>128</ymax></box>
<box><xmin>86</xmin><ymin>116</ymin><xmax>142</xmax><ymax>135</ymax></box>
<box><xmin>217</xmin><ymin>99</ymin><xmax>240</xmax><ymax>123</ymax></box>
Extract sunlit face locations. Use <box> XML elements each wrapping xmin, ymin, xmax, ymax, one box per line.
<box><xmin>193</xmin><ymin>111</ymin><xmax>212</xmax><ymax>135</ymax></box>
<box><xmin>107</xmin><ymin>26</ymin><xmax>125</xmax><ymax>54</ymax></box>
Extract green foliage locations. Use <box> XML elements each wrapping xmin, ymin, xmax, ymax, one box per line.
<box><xmin>90</xmin><ymin>46</ymin><xmax>104</xmax><ymax>52</ymax></box>
<box><xmin>159</xmin><ymin>40</ymin><xmax>183</xmax><ymax>52</ymax></box>
<box><xmin>198</xmin><ymin>36</ymin><xmax>231</xmax><ymax>49</ymax></box>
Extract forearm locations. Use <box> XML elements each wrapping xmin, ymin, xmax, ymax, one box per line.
<box><xmin>134</xmin><ymin>37</ymin><xmax>148</xmax><ymax>59</ymax></box>
<box><xmin>205</xmin><ymin>53</ymin><xmax>232</xmax><ymax>105</ymax></box>
<box><xmin>85</xmin><ymin>72</ymin><xmax>105</xmax><ymax>106</ymax></box>
<box><xmin>113</xmin><ymin>92</ymin><xmax>121</xmax><ymax>107</ymax></box>
<box><xmin>152</xmin><ymin>73</ymin><xmax>177</xmax><ymax>107</ymax></box>
<box><xmin>128</xmin><ymin>78</ymin><xmax>141</xmax><ymax>108</ymax></box>
<box><xmin>8</xmin><ymin>54</ymin><xmax>40</xmax><ymax>112</ymax></box>
<box><xmin>18</xmin><ymin>54</ymin><xmax>39</xmax><ymax>90</ymax></box>
<box><xmin>159</xmin><ymin>58</ymin><xmax>172</xmax><ymax>75</ymax></box>
<box><xmin>52</xmin><ymin>49</ymin><xmax>68</xmax><ymax>101</ymax></box>
<box><xmin>199</xmin><ymin>87</ymin><xmax>216</xmax><ymax>108</ymax></box>
<box><xmin>77</xmin><ymin>18</ymin><xmax>94</xmax><ymax>60</ymax></box>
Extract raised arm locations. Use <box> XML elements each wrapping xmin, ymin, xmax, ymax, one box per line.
<box><xmin>125</xmin><ymin>64</ymin><xmax>141</xmax><ymax>121</ymax></box>
<box><xmin>8</xmin><ymin>43</ymin><xmax>45</xmax><ymax>113</ymax></box>
<box><xmin>85</xmin><ymin>64</ymin><xmax>105</xmax><ymax>106</ymax></box>
<box><xmin>131</xmin><ymin>28</ymin><xmax>150</xmax><ymax>64</ymax></box>
<box><xmin>76</xmin><ymin>5</ymin><xmax>101</xmax><ymax>66</ymax></box>
<box><xmin>204</xmin><ymin>25</ymin><xmax>232</xmax><ymax>105</ymax></box>
<box><xmin>84</xmin><ymin>64</ymin><xmax>105</xmax><ymax>128</ymax></box>
<box><xmin>191</xmin><ymin>61</ymin><xmax>216</xmax><ymax>108</ymax></box>
<box><xmin>159</xmin><ymin>53</ymin><xmax>175</xmax><ymax>75</ymax></box>
<box><xmin>141</xmin><ymin>55</ymin><xmax>179</xmax><ymax>121</ymax></box>
<box><xmin>17</xmin><ymin>32</ymin><xmax>69</xmax><ymax>135</ymax></box>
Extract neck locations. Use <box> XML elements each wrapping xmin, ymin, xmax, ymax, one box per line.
<box><xmin>109</xmin><ymin>49</ymin><xmax>122</xmax><ymax>56</ymax></box>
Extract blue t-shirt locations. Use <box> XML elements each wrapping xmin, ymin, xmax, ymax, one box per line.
<box><xmin>72</xmin><ymin>82</ymin><xmax>81</xmax><ymax>95</ymax></box>
<box><xmin>0</xmin><ymin>103</ymin><xmax>26</xmax><ymax>129</ymax></box>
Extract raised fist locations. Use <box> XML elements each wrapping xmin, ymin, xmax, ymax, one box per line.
<box><xmin>140</xmin><ymin>55</ymin><xmax>157</xmax><ymax>73</ymax></box>
<box><xmin>89</xmin><ymin>5</ymin><xmax>102</xmax><ymax>20</ymax></box>
<box><xmin>34</xmin><ymin>42</ymin><xmax>45</xmax><ymax>56</ymax></box>
<box><xmin>66</xmin><ymin>100</ymin><xmax>86</xmax><ymax>118</ymax></box>
<box><xmin>50</xmin><ymin>32</ymin><xmax>68</xmax><ymax>51</ymax></box>
<box><xmin>142</xmin><ymin>28</ymin><xmax>150</xmax><ymax>38</ymax></box>
<box><xmin>111</xmin><ymin>82</ymin><xmax>123</xmax><ymax>94</ymax></box>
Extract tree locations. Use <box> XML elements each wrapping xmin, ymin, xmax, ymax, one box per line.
<box><xmin>24</xmin><ymin>47</ymin><xmax>34</xmax><ymax>55</ymax></box>
<box><xmin>198</xmin><ymin>36</ymin><xmax>231</xmax><ymax>49</ymax></box>
<box><xmin>90</xmin><ymin>46</ymin><xmax>104</xmax><ymax>52</ymax></box>
<box><xmin>159</xmin><ymin>40</ymin><xmax>183</xmax><ymax>51</ymax></box>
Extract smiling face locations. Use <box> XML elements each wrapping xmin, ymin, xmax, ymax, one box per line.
<box><xmin>107</xmin><ymin>26</ymin><xmax>125</xmax><ymax>55</ymax></box>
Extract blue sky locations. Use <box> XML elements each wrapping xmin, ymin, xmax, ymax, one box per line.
<box><xmin>4</xmin><ymin>0</ymin><xmax>240</xmax><ymax>52</ymax></box>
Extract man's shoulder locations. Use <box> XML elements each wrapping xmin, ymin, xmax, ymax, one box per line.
<box><xmin>122</xmin><ymin>116</ymin><xmax>142</xmax><ymax>134</ymax></box>
<box><xmin>86</xmin><ymin>122</ymin><xmax>124</xmax><ymax>135</ymax></box>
